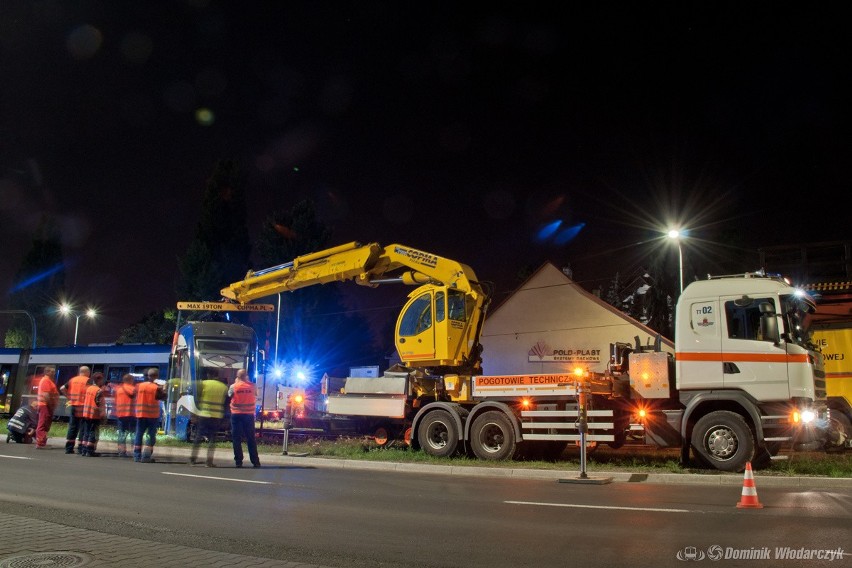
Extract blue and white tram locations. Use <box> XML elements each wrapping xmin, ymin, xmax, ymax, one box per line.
<box><xmin>2</xmin><ymin>344</ymin><xmax>171</xmax><ymax>418</ymax></box>
<box><xmin>166</xmin><ymin>321</ymin><xmax>262</xmax><ymax>441</ymax></box>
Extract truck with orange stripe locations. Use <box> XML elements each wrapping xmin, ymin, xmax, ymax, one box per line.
<box><xmin>811</xmin><ymin>327</ymin><xmax>852</xmax><ymax>449</ymax></box>
<box><xmin>223</xmin><ymin>243</ymin><xmax>831</xmax><ymax>472</ymax></box>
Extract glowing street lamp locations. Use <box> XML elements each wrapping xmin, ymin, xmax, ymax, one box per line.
<box><xmin>59</xmin><ymin>304</ymin><xmax>97</xmax><ymax>346</ymax></box>
<box><xmin>667</xmin><ymin>229</ymin><xmax>684</xmax><ymax>293</ymax></box>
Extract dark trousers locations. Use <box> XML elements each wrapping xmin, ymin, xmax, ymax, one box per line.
<box><xmin>133</xmin><ymin>417</ymin><xmax>158</xmax><ymax>461</ymax></box>
<box><xmin>79</xmin><ymin>418</ymin><xmax>100</xmax><ymax>455</ymax></box>
<box><xmin>231</xmin><ymin>413</ymin><xmax>260</xmax><ymax>466</ymax></box>
<box><xmin>191</xmin><ymin>416</ymin><xmax>221</xmax><ymax>465</ymax></box>
<box><xmin>7</xmin><ymin>430</ymin><xmax>33</xmax><ymax>444</ymax></box>
<box><xmin>65</xmin><ymin>407</ymin><xmax>84</xmax><ymax>452</ymax></box>
<box><xmin>116</xmin><ymin>416</ymin><xmax>135</xmax><ymax>455</ymax></box>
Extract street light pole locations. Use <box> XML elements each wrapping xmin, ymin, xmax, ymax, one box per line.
<box><xmin>667</xmin><ymin>229</ymin><xmax>684</xmax><ymax>293</ymax></box>
<box><xmin>59</xmin><ymin>305</ymin><xmax>97</xmax><ymax>346</ymax></box>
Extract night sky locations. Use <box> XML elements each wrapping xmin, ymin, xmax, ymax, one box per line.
<box><xmin>1</xmin><ymin>2</ymin><xmax>849</xmax><ymax>344</ymax></box>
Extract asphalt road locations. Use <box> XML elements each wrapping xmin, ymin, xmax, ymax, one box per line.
<box><xmin>1</xmin><ymin>442</ymin><xmax>850</xmax><ymax>568</ymax></box>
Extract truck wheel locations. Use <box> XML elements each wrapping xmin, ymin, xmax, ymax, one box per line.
<box><xmin>417</xmin><ymin>410</ymin><xmax>459</xmax><ymax>457</ymax></box>
<box><xmin>470</xmin><ymin>411</ymin><xmax>516</xmax><ymax>461</ymax></box>
<box><xmin>691</xmin><ymin>411</ymin><xmax>755</xmax><ymax>472</ymax></box>
<box><xmin>826</xmin><ymin>412</ymin><xmax>851</xmax><ymax>451</ymax></box>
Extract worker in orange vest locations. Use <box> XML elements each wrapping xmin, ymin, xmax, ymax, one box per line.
<box><xmin>79</xmin><ymin>372</ymin><xmax>105</xmax><ymax>456</ymax></box>
<box><xmin>111</xmin><ymin>373</ymin><xmax>137</xmax><ymax>457</ymax></box>
<box><xmin>228</xmin><ymin>368</ymin><xmax>260</xmax><ymax>468</ymax></box>
<box><xmin>35</xmin><ymin>366</ymin><xmax>59</xmax><ymax>448</ymax></box>
<box><xmin>59</xmin><ymin>365</ymin><xmax>91</xmax><ymax>454</ymax></box>
<box><xmin>133</xmin><ymin>367</ymin><xmax>165</xmax><ymax>463</ymax></box>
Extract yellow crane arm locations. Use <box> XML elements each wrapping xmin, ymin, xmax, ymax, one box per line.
<box><xmin>221</xmin><ymin>241</ymin><xmax>483</xmax><ymax>304</ymax></box>
<box><xmin>220</xmin><ymin>241</ymin><xmax>490</xmax><ymax>376</ymax></box>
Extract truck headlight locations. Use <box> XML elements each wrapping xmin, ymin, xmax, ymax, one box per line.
<box><xmin>800</xmin><ymin>410</ymin><xmax>816</xmax><ymax>423</ymax></box>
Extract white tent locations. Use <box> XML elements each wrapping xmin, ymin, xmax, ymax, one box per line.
<box><xmin>479</xmin><ymin>263</ymin><xmax>673</xmax><ymax>376</ymax></box>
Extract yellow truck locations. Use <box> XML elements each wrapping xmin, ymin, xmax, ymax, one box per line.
<box><xmin>811</xmin><ymin>326</ymin><xmax>852</xmax><ymax>447</ymax></box>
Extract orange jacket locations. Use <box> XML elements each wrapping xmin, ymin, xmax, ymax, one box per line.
<box><xmin>64</xmin><ymin>375</ymin><xmax>90</xmax><ymax>407</ymax></box>
<box><xmin>135</xmin><ymin>381</ymin><xmax>162</xmax><ymax>419</ymax></box>
<box><xmin>37</xmin><ymin>376</ymin><xmax>59</xmax><ymax>409</ymax></box>
<box><xmin>229</xmin><ymin>381</ymin><xmax>256</xmax><ymax>415</ymax></box>
<box><xmin>81</xmin><ymin>384</ymin><xmax>104</xmax><ymax>420</ymax></box>
<box><xmin>113</xmin><ymin>383</ymin><xmax>136</xmax><ymax>418</ymax></box>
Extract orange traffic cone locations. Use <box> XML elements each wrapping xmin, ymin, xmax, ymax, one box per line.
<box><xmin>736</xmin><ymin>461</ymin><xmax>763</xmax><ymax>509</ymax></box>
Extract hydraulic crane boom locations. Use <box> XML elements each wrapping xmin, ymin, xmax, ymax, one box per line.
<box><xmin>221</xmin><ymin>242</ymin><xmax>491</xmax><ymax>374</ymax></box>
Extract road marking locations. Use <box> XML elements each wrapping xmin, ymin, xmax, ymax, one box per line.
<box><xmin>0</xmin><ymin>455</ymin><xmax>33</xmax><ymax>460</ymax></box>
<box><xmin>505</xmin><ymin>500</ymin><xmax>694</xmax><ymax>513</ymax></box>
<box><xmin>162</xmin><ymin>472</ymin><xmax>272</xmax><ymax>485</ymax></box>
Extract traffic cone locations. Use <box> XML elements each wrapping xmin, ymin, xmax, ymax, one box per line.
<box><xmin>736</xmin><ymin>461</ymin><xmax>763</xmax><ymax>509</ymax></box>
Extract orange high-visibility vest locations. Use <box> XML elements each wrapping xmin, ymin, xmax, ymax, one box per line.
<box><xmin>135</xmin><ymin>382</ymin><xmax>161</xmax><ymax>419</ymax></box>
<box><xmin>81</xmin><ymin>385</ymin><xmax>103</xmax><ymax>420</ymax></box>
<box><xmin>230</xmin><ymin>381</ymin><xmax>256</xmax><ymax>415</ymax></box>
<box><xmin>37</xmin><ymin>377</ymin><xmax>58</xmax><ymax>409</ymax></box>
<box><xmin>65</xmin><ymin>375</ymin><xmax>90</xmax><ymax>407</ymax></box>
<box><xmin>113</xmin><ymin>383</ymin><xmax>136</xmax><ymax>418</ymax></box>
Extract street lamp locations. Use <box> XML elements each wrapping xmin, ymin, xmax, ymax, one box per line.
<box><xmin>667</xmin><ymin>229</ymin><xmax>684</xmax><ymax>293</ymax></box>
<box><xmin>59</xmin><ymin>304</ymin><xmax>97</xmax><ymax>345</ymax></box>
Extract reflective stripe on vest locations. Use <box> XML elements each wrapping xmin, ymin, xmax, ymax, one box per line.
<box><xmin>81</xmin><ymin>385</ymin><xmax>102</xmax><ymax>419</ymax></box>
<box><xmin>230</xmin><ymin>382</ymin><xmax>256</xmax><ymax>414</ymax></box>
<box><xmin>114</xmin><ymin>384</ymin><xmax>136</xmax><ymax>418</ymax></box>
<box><xmin>66</xmin><ymin>376</ymin><xmax>89</xmax><ymax>407</ymax></box>
<box><xmin>135</xmin><ymin>382</ymin><xmax>161</xmax><ymax>418</ymax></box>
<box><xmin>198</xmin><ymin>380</ymin><xmax>227</xmax><ymax>419</ymax></box>
<box><xmin>37</xmin><ymin>377</ymin><xmax>58</xmax><ymax>407</ymax></box>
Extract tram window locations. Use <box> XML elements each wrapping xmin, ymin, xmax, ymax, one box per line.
<box><xmin>197</xmin><ymin>340</ymin><xmax>249</xmax><ymax>354</ymax></box>
<box><xmin>135</xmin><ymin>364</ymin><xmax>164</xmax><ymax>377</ymax></box>
<box><xmin>174</xmin><ymin>350</ymin><xmax>189</xmax><ymax>393</ymax></box>
<box><xmin>107</xmin><ymin>366</ymin><xmax>130</xmax><ymax>384</ymax></box>
<box><xmin>56</xmin><ymin>365</ymin><xmax>79</xmax><ymax>388</ymax></box>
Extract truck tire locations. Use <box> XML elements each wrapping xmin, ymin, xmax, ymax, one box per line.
<box><xmin>826</xmin><ymin>412</ymin><xmax>851</xmax><ymax>451</ymax></box>
<box><xmin>469</xmin><ymin>411</ymin><xmax>516</xmax><ymax>461</ymax></box>
<box><xmin>417</xmin><ymin>410</ymin><xmax>459</xmax><ymax>457</ymax></box>
<box><xmin>691</xmin><ymin>411</ymin><xmax>755</xmax><ymax>472</ymax></box>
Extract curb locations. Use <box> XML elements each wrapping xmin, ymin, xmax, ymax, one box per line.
<box><xmin>122</xmin><ymin>442</ymin><xmax>852</xmax><ymax>488</ymax></box>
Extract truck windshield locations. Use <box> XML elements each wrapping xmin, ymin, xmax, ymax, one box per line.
<box><xmin>780</xmin><ymin>293</ymin><xmax>817</xmax><ymax>348</ymax></box>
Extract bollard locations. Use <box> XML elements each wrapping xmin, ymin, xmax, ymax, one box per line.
<box><xmin>281</xmin><ymin>396</ymin><xmax>291</xmax><ymax>455</ymax></box>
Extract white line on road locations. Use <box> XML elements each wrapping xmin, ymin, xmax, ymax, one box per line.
<box><xmin>0</xmin><ymin>455</ymin><xmax>33</xmax><ymax>460</ymax></box>
<box><xmin>162</xmin><ymin>472</ymin><xmax>272</xmax><ymax>484</ymax></box>
<box><xmin>506</xmin><ymin>500</ymin><xmax>694</xmax><ymax>513</ymax></box>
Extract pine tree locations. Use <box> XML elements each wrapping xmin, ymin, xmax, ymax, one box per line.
<box><xmin>643</xmin><ymin>256</ymin><xmax>676</xmax><ymax>339</ymax></box>
<box><xmin>604</xmin><ymin>271</ymin><xmax>623</xmax><ymax>311</ymax></box>
<box><xmin>176</xmin><ymin>160</ymin><xmax>251</xmax><ymax>301</ymax></box>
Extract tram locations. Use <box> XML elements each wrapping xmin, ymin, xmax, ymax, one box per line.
<box><xmin>0</xmin><ymin>344</ymin><xmax>171</xmax><ymax>418</ymax></box>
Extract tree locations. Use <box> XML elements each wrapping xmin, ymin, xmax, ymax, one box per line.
<box><xmin>176</xmin><ymin>160</ymin><xmax>252</xmax><ymax>301</ymax></box>
<box><xmin>254</xmin><ymin>200</ymin><xmax>379</xmax><ymax>377</ymax></box>
<box><xmin>117</xmin><ymin>310</ymin><xmax>177</xmax><ymax>344</ymax></box>
<box><xmin>4</xmin><ymin>215</ymin><xmax>65</xmax><ymax>347</ymax></box>
<box><xmin>642</xmin><ymin>256</ymin><xmax>676</xmax><ymax>339</ymax></box>
<box><xmin>604</xmin><ymin>271</ymin><xmax>623</xmax><ymax>311</ymax></box>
